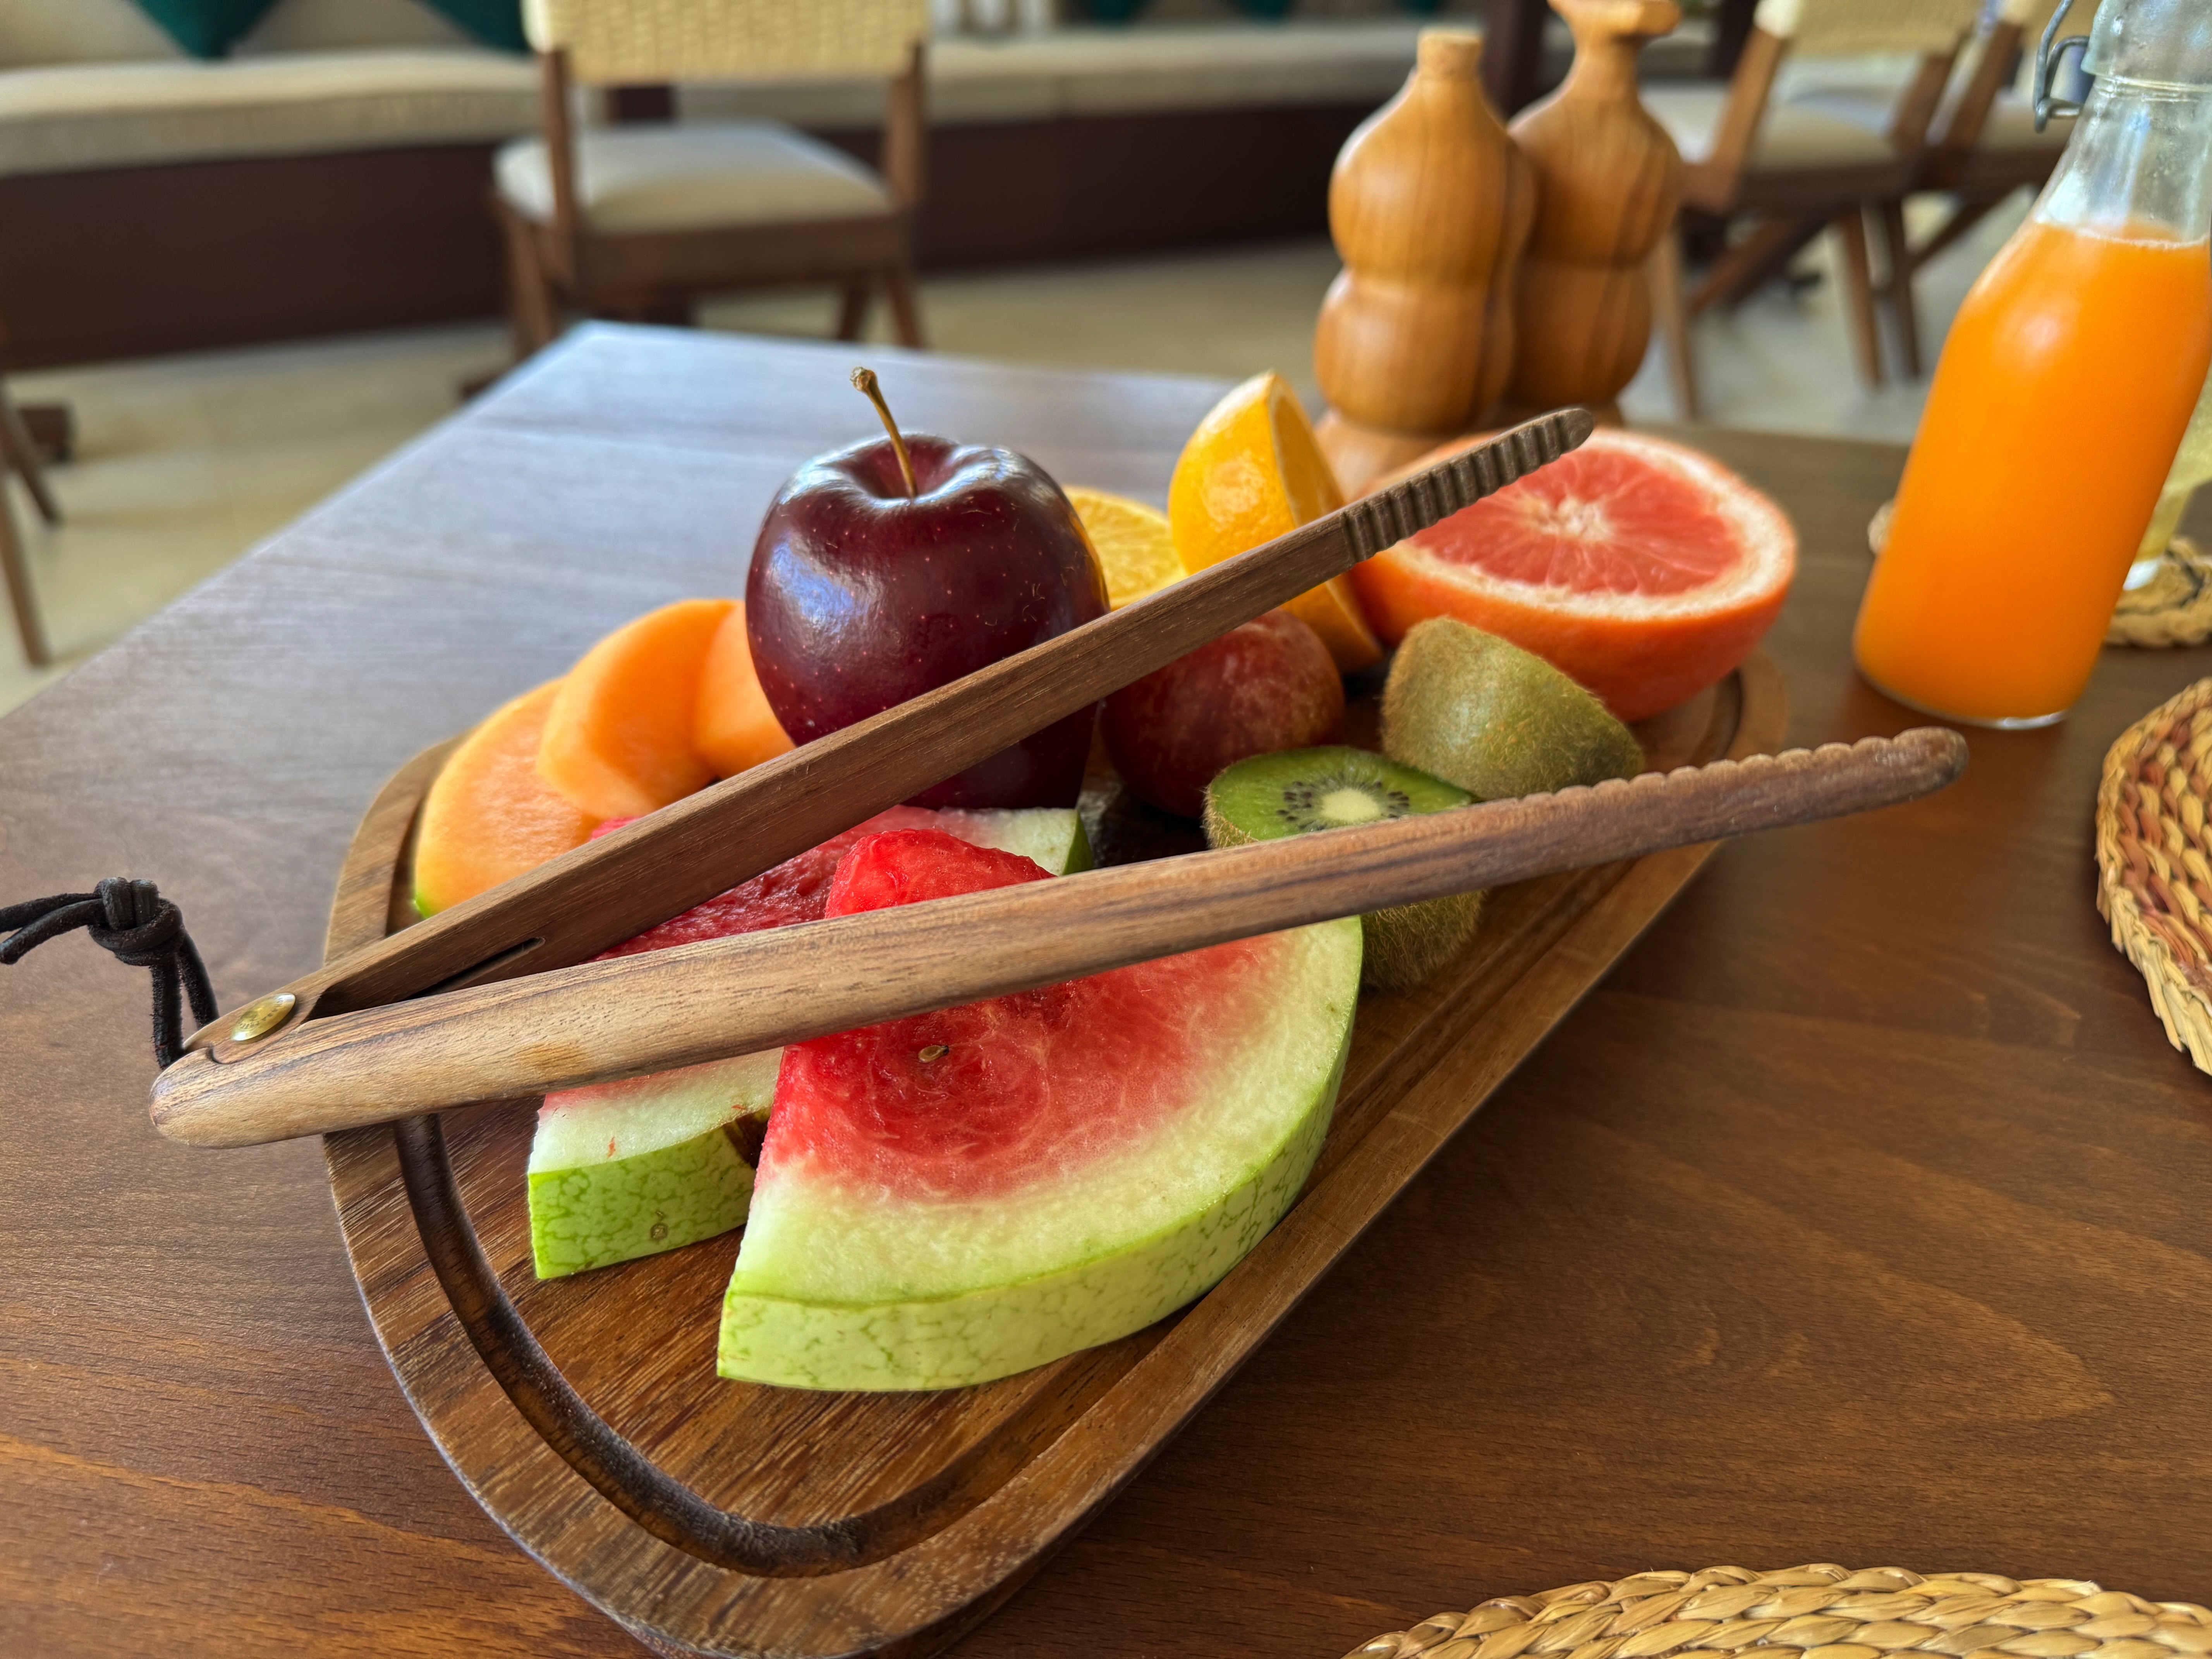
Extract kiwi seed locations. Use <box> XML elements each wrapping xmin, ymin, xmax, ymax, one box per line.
<box><xmin>1204</xmin><ymin>747</ymin><xmax>1480</xmax><ymax>992</ymax></box>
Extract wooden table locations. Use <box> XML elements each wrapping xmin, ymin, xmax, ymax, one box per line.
<box><xmin>5</xmin><ymin>327</ymin><xmax>2212</xmax><ymax>1659</ymax></box>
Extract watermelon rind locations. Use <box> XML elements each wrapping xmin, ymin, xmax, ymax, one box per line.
<box><xmin>715</xmin><ymin>917</ymin><xmax>1361</xmax><ymax>1391</ymax></box>
<box><xmin>528</xmin><ymin>1051</ymin><xmax>777</xmax><ymax>1278</ymax></box>
<box><xmin>931</xmin><ymin>805</ymin><xmax>1092</xmax><ymax>875</ymax></box>
<box><xmin>524</xmin><ymin>807</ymin><xmax>1091</xmax><ymax>1279</ymax></box>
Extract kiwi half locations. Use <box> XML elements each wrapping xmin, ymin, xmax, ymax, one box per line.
<box><xmin>1381</xmin><ymin>618</ymin><xmax>1644</xmax><ymax>801</ymax></box>
<box><xmin>1204</xmin><ymin>747</ymin><xmax>1479</xmax><ymax>992</ymax></box>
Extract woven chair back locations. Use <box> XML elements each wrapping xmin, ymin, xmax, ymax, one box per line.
<box><xmin>1997</xmin><ymin>0</ymin><xmax>2098</xmax><ymax>30</ymax></box>
<box><xmin>520</xmin><ymin>0</ymin><xmax>928</xmax><ymax>84</ymax></box>
<box><xmin>1753</xmin><ymin>0</ymin><xmax>1985</xmax><ymax>55</ymax></box>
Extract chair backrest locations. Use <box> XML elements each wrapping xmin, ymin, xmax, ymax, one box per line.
<box><xmin>1753</xmin><ymin>0</ymin><xmax>1985</xmax><ymax>56</ymax></box>
<box><xmin>2001</xmin><ymin>0</ymin><xmax>2098</xmax><ymax>96</ymax></box>
<box><xmin>1929</xmin><ymin>0</ymin><xmax>2099</xmax><ymax>152</ymax></box>
<box><xmin>521</xmin><ymin>0</ymin><xmax>928</xmax><ymax>86</ymax></box>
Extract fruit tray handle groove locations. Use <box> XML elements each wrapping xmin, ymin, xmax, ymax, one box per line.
<box><xmin>391</xmin><ymin>1112</ymin><xmax>878</xmax><ymax>1577</ymax></box>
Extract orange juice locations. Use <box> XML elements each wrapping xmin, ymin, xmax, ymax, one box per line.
<box><xmin>1854</xmin><ymin>219</ymin><xmax>2212</xmax><ymax>725</ymax></box>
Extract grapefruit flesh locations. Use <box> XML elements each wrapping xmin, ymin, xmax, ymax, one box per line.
<box><xmin>527</xmin><ymin>807</ymin><xmax>1092</xmax><ymax>1278</ymax></box>
<box><xmin>718</xmin><ymin>829</ymin><xmax>1362</xmax><ymax>1391</ymax></box>
<box><xmin>1351</xmin><ymin>429</ymin><xmax>1795</xmax><ymax>721</ymax></box>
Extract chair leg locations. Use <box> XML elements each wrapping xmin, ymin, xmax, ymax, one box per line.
<box><xmin>1831</xmin><ymin>209</ymin><xmax>1885</xmax><ymax>389</ymax></box>
<box><xmin>883</xmin><ymin>264</ymin><xmax>925</xmax><ymax>350</ymax></box>
<box><xmin>1908</xmin><ymin>189</ymin><xmax>2009</xmax><ymax>273</ymax></box>
<box><xmin>0</xmin><ymin>481</ymin><xmax>48</xmax><ymax>668</ymax></box>
<box><xmin>835</xmin><ymin>281</ymin><xmax>873</xmax><ymax>343</ymax></box>
<box><xmin>1650</xmin><ymin>226</ymin><xmax>1700</xmax><ymax>422</ymax></box>
<box><xmin>500</xmin><ymin>209</ymin><xmax>559</xmax><ymax>361</ymax></box>
<box><xmin>0</xmin><ymin>388</ymin><xmax>61</xmax><ymax>526</ymax></box>
<box><xmin>1874</xmin><ymin>198</ymin><xmax>1923</xmax><ymax>378</ymax></box>
<box><xmin>1689</xmin><ymin>216</ymin><xmax>1822</xmax><ymax>315</ymax></box>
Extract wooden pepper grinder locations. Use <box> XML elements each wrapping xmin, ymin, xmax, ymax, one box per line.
<box><xmin>1505</xmin><ymin>0</ymin><xmax>1682</xmax><ymax>420</ymax></box>
<box><xmin>1314</xmin><ymin>27</ymin><xmax>1535</xmax><ymax>496</ymax></box>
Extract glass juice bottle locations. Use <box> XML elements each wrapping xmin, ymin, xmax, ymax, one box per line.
<box><xmin>1853</xmin><ymin>0</ymin><xmax>2212</xmax><ymax>727</ymax></box>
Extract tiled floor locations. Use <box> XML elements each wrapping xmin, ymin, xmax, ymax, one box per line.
<box><xmin>0</xmin><ymin>191</ymin><xmax>2030</xmax><ymax>716</ymax></box>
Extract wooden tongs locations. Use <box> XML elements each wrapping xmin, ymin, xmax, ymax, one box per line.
<box><xmin>149</xmin><ymin>410</ymin><xmax>1967</xmax><ymax>1148</ymax></box>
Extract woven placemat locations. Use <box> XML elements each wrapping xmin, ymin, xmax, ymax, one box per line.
<box><xmin>2096</xmin><ymin>677</ymin><xmax>2212</xmax><ymax>1070</ymax></box>
<box><xmin>1865</xmin><ymin>501</ymin><xmax>2212</xmax><ymax>649</ymax></box>
<box><xmin>1341</xmin><ymin>1563</ymin><xmax>2212</xmax><ymax>1659</ymax></box>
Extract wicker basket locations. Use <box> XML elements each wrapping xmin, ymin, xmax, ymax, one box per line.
<box><xmin>1342</xmin><ymin>1564</ymin><xmax>2212</xmax><ymax>1659</ymax></box>
<box><xmin>2096</xmin><ymin>677</ymin><xmax>2212</xmax><ymax>1071</ymax></box>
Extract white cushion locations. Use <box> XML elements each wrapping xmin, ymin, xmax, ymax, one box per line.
<box><xmin>1644</xmin><ymin>81</ymin><xmax>1900</xmax><ymax>170</ymax></box>
<box><xmin>496</xmin><ymin>120</ymin><xmax>892</xmax><ymax>233</ymax></box>
<box><xmin>1776</xmin><ymin>77</ymin><xmax>2071</xmax><ymax>155</ymax></box>
<box><xmin>679</xmin><ymin>20</ymin><xmax>1430</xmax><ymax>127</ymax></box>
<box><xmin>0</xmin><ymin>48</ymin><xmax>538</xmax><ymax>175</ymax></box>
<box><xmin>1974</xmin><ymin>89</ymin><xmax>2073</xmax><ymax>151</ymax></box>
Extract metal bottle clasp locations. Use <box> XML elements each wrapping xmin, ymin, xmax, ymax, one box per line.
<box><xmin>2035</xmin><ymin>0</ymin><xmax>2092</xmax><ymax>132</ymax></box>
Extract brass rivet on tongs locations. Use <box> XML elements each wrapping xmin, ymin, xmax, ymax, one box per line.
<box><xmin>228</xmin><ymin>992</ymin><xmax>297</xmax><ymax>1044</ymax></box>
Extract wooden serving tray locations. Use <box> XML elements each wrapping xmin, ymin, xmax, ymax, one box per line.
<box><xmin>319</xmin><ymin>653</ymin><xmax>1788</xmax><ymax>1659</ymax></box>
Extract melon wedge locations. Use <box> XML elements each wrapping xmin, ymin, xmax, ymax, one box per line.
<box><xmin>413</xmin><ymin>680</ymin><xmax>599</xmax><ymax>917</ymax></box>
<box><xmin>718</xmin><ymin>829</ymin><xmax>1362</xmax><ymax>1391</ymax></box>
<box><xmin>529</xmin><ymin>1053</ymin><xmax>777</xmax><ymax>1279</ymax></box>
<box><xmin>695</xmin><ymin>601</ymin><xmax>795</xmax><ymax>780</ymax></box>
<box><xmin>526</xmin><ymin>807</ymin><xmax>1093</xmax><ymax>1277</ymax></box>
<box><xmin>538</xmin><ymin>597</ymin><xmax>734</xmax><ymax>819</ymax></box>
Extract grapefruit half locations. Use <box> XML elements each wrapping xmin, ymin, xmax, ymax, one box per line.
<box><xmin>1352</xmin><ymin>429</ymin><xmax>1795</xmax><ymax>721</ymax></box>
<box><xmin>718</xmin><ymin>829</ymin><xmax>1362</xmax><ymax>1390</ymax></box>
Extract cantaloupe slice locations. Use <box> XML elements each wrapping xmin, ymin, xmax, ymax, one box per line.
<box><xmin>695</xmin><ymin>601</ymin><xmax>795</xmax><ymax>779</ymax></box>
<box><xmin>414</xmin><ymin>680</ymin><xmax>599</xmax><ymax>916</ymax></box>
<box><xmin>538</xmin><ymin>598</ymin><xmax>734</xmax><ymax>819</ymax></box>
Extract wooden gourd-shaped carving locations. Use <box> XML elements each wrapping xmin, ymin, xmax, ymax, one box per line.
<box><xmin>1314</xmin><ymin>27</ymin><xmax>1536</xmax><ymax>496</ymax></box>
<box><xmin>1506</xmin><ymin>0</ymin><xmax>1683</xmax><ymax>417</ymax></box>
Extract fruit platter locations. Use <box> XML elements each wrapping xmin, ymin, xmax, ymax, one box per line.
<box><xmin>302</xmin><ymin>370</ymin><xmax>1808</xmax><ymax>1657</ymax></box>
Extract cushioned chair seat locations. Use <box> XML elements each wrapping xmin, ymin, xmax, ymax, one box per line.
<box><xmin>1782</xmin><ymin>81</ymin><xmax>2071</xmax><ymax>156</ymax></box>
<box><xmin>1642</xmin><ymin>82</ymin><xmax>1901</xmax><ymax>170</ymax></box>
<box><xmin>1960</xmin><ymin>89</ymin><xmax>2072</xmax><ymax>152</ymax></box>
<box><xmin>0</xmin><ymin>48</ymin><xmax>539</xmax><ymax>177</ymax></box>
<box><xmin>496</xmin><ymin>121</ymin><xmax>892</xmax><ymax>235</ymax></box>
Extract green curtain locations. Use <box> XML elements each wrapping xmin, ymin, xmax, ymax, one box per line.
<box><xmin>128</xmin><ymin>0</ymin><xmax>279</xmax><ymax>59</ymax></box>
<box><xmin>415</xmin><ymin>0</ymin><xmax>531</xmax><ymax>53</ymax></box>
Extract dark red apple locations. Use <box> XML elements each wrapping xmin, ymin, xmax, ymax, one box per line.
<box><xmin>746</xmin><ymin>405</ymin><xmax>1107</xmax><ymax>809</ymax></box>
<box><xmin>1102</xmin><ymin>609</ymin><xmax>1345</xmax><ymax>817</ymax></box>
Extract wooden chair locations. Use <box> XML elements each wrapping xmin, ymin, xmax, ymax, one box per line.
<box><xmin>495</xmin><ymin>0</ymin><xmax>931</xmax><ymax>359</ymax></box>
<box><xmin>1643</xmin><ymin>0</ymin><xmax>1984</xmax><ymax>417</ymax></box>
<box><xmin>1869</xmin><ymin>0</ymin><xmax>2095</xmax><ymax>364</ymax></box>
<box><xmin>0</xmin><ymin>318</ymin><xmax>63</xmax><ymax>667</ymax></box>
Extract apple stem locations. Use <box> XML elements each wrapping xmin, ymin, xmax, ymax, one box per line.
<box><xmin>851</xmin><ymin>367</ymin><xmax>918</xmax><ymax>500</ymax></box>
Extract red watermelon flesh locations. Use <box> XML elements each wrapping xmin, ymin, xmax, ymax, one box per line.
<box><xmin>527</xmin><ymin>806</ymin><xmax>1091</xmax><ymax>1280</ymax></box>
<box><xmin>721</xmin><ymin>829</ymin><xmax>1365</xmax><ymax>1389</ymax></box>
<box><xmin>766</xmin><ymin>828</ymin><xmax>1285</xmax><ymax>1206</ymax></box>
<box><xmin>589</xmin><ymin>804</ymin><xmax>945</xmax><ymax>957</ymax></box>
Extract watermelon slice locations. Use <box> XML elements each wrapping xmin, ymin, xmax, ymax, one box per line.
<box><xmin>718</xmin><ymin>829</ymin><xmax>1363</xmax><ymax>1391</ymax></box>
<box><xmin>526</xmin><ymin>806</ymin><xmax>1092</xmax><ymax>1278</ymax></box>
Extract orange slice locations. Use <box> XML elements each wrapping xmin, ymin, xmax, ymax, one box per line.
<box><xmin>1167</xmin><ymin>372</ymin><xmax>1383</xmax><ymax>672</ymax></box>
<box><xmin>1065</xmin><ymin>486</ymin><xmax>1184</xmax><ymax>609</ymax></box>
<box><xmin>538</xmin><ymin>597</ymin><xmax>734</xmax><ymax>819</ymax></box>
<box><xmin>695</xmin><ymin>601</ymin><xmax>795</xmax><ymax>779</ymax></box>
<box><xmin>413</xmin><ymin>680</ymin><xmax>599</xmax><ymax>915</ymax></box>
